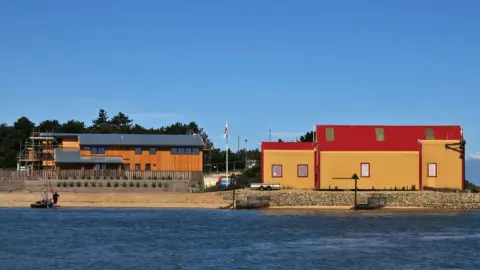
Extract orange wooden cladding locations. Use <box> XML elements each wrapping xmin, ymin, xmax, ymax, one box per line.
<box><xmin>80</xmin><ymin>148</ymin><xmax>203</xmax><ymax>171</ymax></box>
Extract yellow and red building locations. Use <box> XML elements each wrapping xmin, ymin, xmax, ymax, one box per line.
<box><xmin>261</xmin><ymin>125</ymin><xmax>465</xmax><ymax>190</ymax></box>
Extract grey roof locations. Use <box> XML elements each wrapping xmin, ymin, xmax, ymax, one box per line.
<box><xmin>54</xmin><ymin>148</ymin><xmax>123</xmax><ymax>164</ymax></box>
<box><xmin>40</xmin><ymin>133</ymin><xmax>205</xmax><ymax>147</ymax></box>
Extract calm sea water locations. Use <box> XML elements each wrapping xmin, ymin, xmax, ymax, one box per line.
<box><xmin>0</xmin><ymin>208</ymin><xmax>479</xmax><ymax>270</ymax></box>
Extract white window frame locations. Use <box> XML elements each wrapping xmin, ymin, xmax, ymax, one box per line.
<box><xmin>360</xmin><ymin>163</ymin><xmax>370</xmax><ymax>177</ymax></box>
<box><xmin>428</xmin><ymin>163</ymin><xmax>437</xmax><ymax>177</ymax></box>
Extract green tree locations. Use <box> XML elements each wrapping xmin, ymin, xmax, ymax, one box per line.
<box><xmin>109</xmin><ymin>112</ymin><xmax>133</xmax><ymax>132</ymax></box>
<box><xmin>59</xmin><ymin>120</ymin><xmax>86</xmax><ymax>133</ymax></box>
<box><xmin>298</xmin><ymin>131</ymin><xmax>314</xmax><ymax>142</ymax></box>
<box><xmin>37</xmin><ymin>120</ymin><xmax>61</xmax><ymax>132</ymax></box>
<box><xmin>91</xmin><ymin>109</ymin><xmax>112</xmax><ymax>133</ymax></box>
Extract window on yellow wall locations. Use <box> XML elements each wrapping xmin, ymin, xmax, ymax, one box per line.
<box><xmin>272</xmin><ymin>164</ymin><xmax>282</xmax><ymax>178</ymax></box>
<box><xmin>124</xmin><ymin>164</ymin><xmax>130</xmax><ymax>170</ymax></box>
<box><xmin>297</xmin><ymin>164</ymin><xmax>308</xmax><ymax>177</ymax></box>
<box><xmin>149</xmin><ymin>148</ymin><xmax>156</xmax><ymax>155</ymax></box>
<box><xmin>428</xmin><ymin>163</ymin><xmax>437</xmax><ymax>177</ymax></box>
<box><xmin>360</xmin><ymin>163</ymin><xmax>370</xmax><ymax>177</ymax></box>
<box><xmin>135</xmin><ymin>164</ymin><xmax>140</xmax><ymax>171</ymax></box>
<box><xmin>145</xmin><ymin>164</ymin><xmax>151</xmax><ymax>171</ymax></box>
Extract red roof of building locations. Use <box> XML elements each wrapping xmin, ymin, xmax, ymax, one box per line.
<box><xmin>316</xmin><ymin>125</ymin><xmax>462</xmax><ymax>151</ymax></box>
<box><xmin>261</xmin><ymin>142</ymin><xmax>315</xmax><ymax>150</ymax></box>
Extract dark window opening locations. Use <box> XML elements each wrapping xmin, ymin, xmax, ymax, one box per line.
<box><xmin>135</xmin><ymin>164</ymin><xmax>141</xmax><ymax>171</ymax></box>
<box><xmin>326</xmin><ymin>128</ymin><xmax>335</xmax><ymax>141</ymax></box>
<box><xmin>425</xmin><ymin>128</ymin><xmax>435</xmax><ymax>140</ymax></box>
<box><xmin>145</xmin><ymin>164</ymin><xmax>151</xmax><ymax>171</ymax></box>
<box><xmin>171</xmin><ymin>148</ymin><xmax>178</xmax><ymax>154</ymax></box>
<box><xmin>178</xmin><ymin>148</ymin><xmax>185</xmax><ymax>154</ymax></box>
<box><xmin>375</xmin><ymin>128</ymin><xmax>385</xmax><ymax>141</ymax></box>
<box><xmin>135</xmin><ymin>148</ymin><xmax>142</xmax><ymax>155</ymax></box>
<box><xmin>149</xmin><ymin>148</ymin><xmax>156</xmax><ymax>155</ymax></box>
<box><xmin>192</xmin><ymin>148</ymin><xmax>200</xmax><ymax>155</ymax></box>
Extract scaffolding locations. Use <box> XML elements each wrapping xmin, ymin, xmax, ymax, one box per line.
<box><xmin>17</xmin><ymin>130</ymin><xmax>58</xmax><ymax>172</ymax></box>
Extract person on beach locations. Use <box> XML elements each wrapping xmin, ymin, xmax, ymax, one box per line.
<box><xmin>41</xmin><ymin>190</ymin><xmax>48</xmax><ymax>204</ymax></box>
<box><xmin>53</xmin><ymin>191</ymin><xmax>60</xmax><ymax>205</ymax></box>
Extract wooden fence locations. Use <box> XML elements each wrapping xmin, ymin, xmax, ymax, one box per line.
<box><xmin>0</xmin><ymin>169</ymin><xmax>203</xmax><ymax>183</ymax></box>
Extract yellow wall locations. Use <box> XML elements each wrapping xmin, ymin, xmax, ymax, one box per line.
<box><xmin>320</xmin><ymin>151</ymin><xmax>418</xmax><ymax>190</ymax></box>
<box><xmin>263</xmin><ymin>150</ymin><xmax>315</xmax><ymax>189</ymax></box>
<box><xmin>421</xmin><ymin>140</ymin><xmax>462</xmax><ymax>189</ymax></box>
<box><xmin>80</xmin><ymin>148</ymin><xmax>203</xmax><ymax>171</ymax></box>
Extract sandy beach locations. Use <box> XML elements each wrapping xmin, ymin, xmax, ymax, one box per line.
<box><xmin>0</xmin><ymin>191</ymin><xmax>229</xmax><ymax>208</ymax></box>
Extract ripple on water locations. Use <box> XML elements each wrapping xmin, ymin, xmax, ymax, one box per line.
<box><xmin>0</xmin><ymin>208</ymin><xmax>480</xmax><ymax>269</ymax></box>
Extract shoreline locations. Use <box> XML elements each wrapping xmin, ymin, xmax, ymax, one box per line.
<box><xmin>1</xmin><ymin>190</ymin><xmax>479</xmax><ymax>212</ymax></box>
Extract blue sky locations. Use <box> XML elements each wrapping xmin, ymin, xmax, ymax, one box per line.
<box><xmin>0</xmin><ymin>0</ymin><xmax>479</xmax><ymax>157</ymax></box>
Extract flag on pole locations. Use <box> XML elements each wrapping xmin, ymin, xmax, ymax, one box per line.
<box><xmin>224</xmin><ymin>121</ymin><xmax>228</xmax><ymax>140</ymax></box>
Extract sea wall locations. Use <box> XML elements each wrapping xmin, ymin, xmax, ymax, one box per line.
<box><xmin>217</xmin><ymin>190</ymin><xmax>480</xmax><ymax>210</ymax></box>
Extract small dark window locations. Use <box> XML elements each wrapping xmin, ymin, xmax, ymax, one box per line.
<box><xmin>135</xmin><ymin>164</ymin><xmax>141</xmax><ymax>171</ymax></box>
<box><xmin>171</xmin><ymin>148</ymin><xmax>178</xmax><ymax>154</ymax></box>
<box><xmin>375</xmin><ymin>128</ymin><xmax>385</xmax><ymax>141</ymax></box>
<box><xmin>149</xmin><ymin>148</ymin><xmax>156</xmax><ymax>155</ymax></box>
<box><xmin>124</xmin><ymin>164</ymin><xmax>130</xmax><ymax>170</ymax></box>
<box><xmin>135</xmin><ymin>148</ymin><xmax>142</xmax><ymax>155</ymax></box>
<box><xmin>145</xmin><ymin>164</ymin><xmax>151</xmax><ymax>171</ymax></box>
<box><xmin>192</xmin><ymin>148</ymin><xmax>200</xmax><ymax>155</ymax></box>
<box><xmin>185</xmin><ymin>148</ymin><xmax>192</xmax><ymax>154</ymax></box>
<box><xmin>98</xmin><ymin>147</ymin><xmax>105</xmax><ymax>154</ymax></box>
<box><xmin>91</xmin><ymin>147</ymin><xmax>98</xmax><ymax>154</ymax></box>
<box><xmin>178</xmin><ymin>148</ymin><xmax>185</xmax><ymax>154</ymax></box>
<box><xmin>326</xmin><ymin>128</ymin><xmax>335</xmax><ymax>141</ymax></box>
<box><xmin>83</xmin><ymin>146</ymin><xmax>91</xmax><ymax>150</ymax></box>
<box><xmin>101</xmin><ymin>164</ymin><xmax>107</xmax><ymax>169</ymax></box>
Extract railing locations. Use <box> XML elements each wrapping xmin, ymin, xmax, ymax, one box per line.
<box><xmin>0</xmin><ymin>169</ymin><xmax>203</xmax><ymax>182</ymax></box>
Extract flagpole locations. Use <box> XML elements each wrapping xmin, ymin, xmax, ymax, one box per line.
<box><xmin>225</xmin><ymin>121</ymin><xmax>229</xmax><ymax>185</ymax></box>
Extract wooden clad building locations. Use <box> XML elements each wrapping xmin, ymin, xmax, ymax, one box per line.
<box><xmin>262</xmin><ymin>125</ymin><xmax>465</xmax><ymax>191</ymax></box>
<box><xmin>33</xmin><ymin>133</ymin><xmax>205</xmax><ymax>171</ymax></box>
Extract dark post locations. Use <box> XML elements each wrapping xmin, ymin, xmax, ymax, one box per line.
<box><xmin>232</xmin><ymin>174</ymin><xmax>236</xmax><ymax>210</ymax></box>
<box><xmin>351</xmin><ymin>173</ymin><xmax>359</xmax><ymax>210</ymax></box>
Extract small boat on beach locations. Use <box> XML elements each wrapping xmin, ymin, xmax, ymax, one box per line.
<box><xmin>352</xmin><ymin>195</ymin><xmax>387</xmax><ymax>210</ymax></box>
<box><xmin>30</xmin><ymin>200</ymin><xmax>56</xmax><ymax>208</ymax></box>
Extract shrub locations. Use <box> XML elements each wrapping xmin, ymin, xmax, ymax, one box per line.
<box><xmin>136</xmin><ymin>182</ymin><xmax>140</xmax><ymax>188</ymax></box>
<box><xmin>129</xmin><ymin>181</ymin><xmax>134</xmax><ymax>187</ymax></box>
<box><xmin>91</xmin><ymin>182</ymin><xmax>97</xmax><ymax>187</ymax></box>
<box><xmin>153</xmin><ymin>176</ymin><xmax>158</xmax><ymax>180</ymax></box>
<box><xmin>81</xmin><ymin>176</ymin><xmax>86</xmax><ymax>180</ymax></box>
<box><xmin>68</xmin><ymin>182</ymin><xmax>74</xmax><ymax>187</ymax></box>
<box><xmin>163</xmin><ymin>183</ymin><xmax>169</xmax><ymax>189</ymax></box>
<box><xmin>402</xmin><ymin>186</ymin><xmax>406</xmax><ymax>191</ymax></box>
<box><xmin>84</xmin><ymin>182</ymin><xmax>89</xmax><ymax>187</ymax></box>
<box><xmin>143</xmin><ymin>183</ymin><xmax>148</xmax><ymax>188</ymax></box>
<box><xmin>152</xmin><ymin>182</ymin><xmax>157</xmax><ymax>188</ymax></box>
<box><xmin>98</xmin><ymin>182</ymin><xmax>104</xmax><ymax>188</ymax></box>
<box><xmin>116</xmin><ymin>176</ymin><xmax>120</xmax><ymax>180</ymax></box>
<box><xmin>167</xmin><ymin>175</ymin><xmax>172</xmax><ymax>180</ymax></box>
<box><xmin>158</xmin><ymin>182</ymin><xmax>163</xmax><ymax>188</ymax></box>
<box><xmin>76</xmin><ymin>182</ymin><xmax>82</xmax><ymax>187</ymax></box>
<box><xmin>114</xmin><ymin>182</ymin><xmax>119</xmax><ymax>188</ymax></box>
<box><xmin>123</xmin><ymin>176</ymin><xmax>128</xmax><ymax>180</ymax></box>
<box><xmin>62</xmin><ymin>182</ymin><xmax>68</xmax><ymax>188</ymax></box>
<box><xmin>87</xmin><ymin>176</ymin><xmax>91</xmax><ymax>180</ymax></box>
<box><xmin>122</xmin><ymin>182</ymin><xmax>127</xmax><ymax>188</ymax></box>
<box><xmin>411</xmin><ymin>185</ymin><xmax>416</xmax><ymax>191</ymax></box>
<box><xmin>107</xmin><ymin>181</ymin><xmax>112</xmax><ymax>187</ymax></box>
<box><xmin>56</xmin><ymin>182</ymin><xmax>62</xmax><ymax>187</ymax></box>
